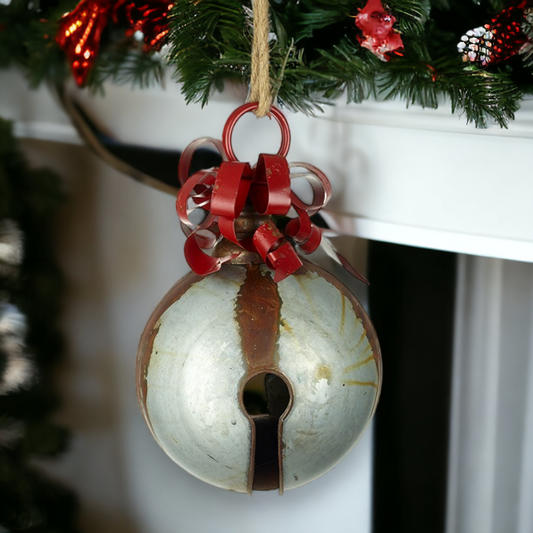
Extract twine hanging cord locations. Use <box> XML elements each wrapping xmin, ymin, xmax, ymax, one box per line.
<box><xmin>249</xmin><ymin>0</ymin><xmax>272</xmax><ymax>118</ymax></box>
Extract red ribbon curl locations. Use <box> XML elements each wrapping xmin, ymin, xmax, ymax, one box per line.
<box><xmin>176</xmin><ymin>138</ymin><xmax>331</xmax><ymax>282</ymax></box>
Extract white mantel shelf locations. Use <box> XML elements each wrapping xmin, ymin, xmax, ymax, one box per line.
<box><xmin>2</xmin><ymin>68</ymin><xmax>532</xmax><ymax>263</ymax></box>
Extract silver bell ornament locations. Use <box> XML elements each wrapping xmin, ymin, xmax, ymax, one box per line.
<box><xmin>136</xmin><ymin>104</ymin><xmax>382</xmax><ymax>493</ymax></box>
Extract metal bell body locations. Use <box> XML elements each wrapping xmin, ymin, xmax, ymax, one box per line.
<box><xmin>137</xmin><ymin>261</ymin><xmax>381</xmax><ymax>493</ymax></box>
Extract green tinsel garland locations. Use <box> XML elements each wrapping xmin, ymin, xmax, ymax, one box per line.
<box><xmin>1</xmin><ymin>0</ymin><xmax>533</xmax><ymax>127</ymax></box>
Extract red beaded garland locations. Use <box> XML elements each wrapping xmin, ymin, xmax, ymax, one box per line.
<box><xmin>458</xmin><ymin>1</ymin><xmax>529</xmax><ymax>67</ymax></box>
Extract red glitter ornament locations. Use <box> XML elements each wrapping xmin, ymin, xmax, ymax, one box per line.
<box><xmin>56</xmin><ymin>0</ymin><xmax>112</xmax><ymax>86</ymax></box>
<box><xmin>354</xmin><ymin>0</ymin><xmax>404</xmax><ymax>61</ymax></box>
<box><xmin>56</xmin><ymin>0</ymin><xmax>173</xmax><ymax>85</ymax></box>
<box><xmin>458</xmin><ymin>1</ymin><xmax>529</xmax><ymax>67</ymax></box>
<box><xmin>113</xmin><ymin>0</ymin><xmax>174</xmax><ymax>52</ymax></box>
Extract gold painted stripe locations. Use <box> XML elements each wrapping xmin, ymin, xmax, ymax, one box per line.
<box><xmin>344</xmin><ymin>380</ymin><xmax>378</xmax><ymax>389</ymax></box>
<box><xmin>339</xmin><ymin>294</ymin><xmax>346</xmax><ymax>335</ymax></box>
<box><xmin>343</xmin><ymin>354</ymin><xmax>375</xmax><ymax>374</ymax></box>
<box><xmin>354</xmin><ymin>326</ymin><xmax>368</xmax><ymax>348</ymax></box>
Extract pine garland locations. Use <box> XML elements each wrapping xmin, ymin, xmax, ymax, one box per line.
<box><xmin>1</xmin><ymin>0</ymin><xmax>533</xmax><ymax>126</ymax></box>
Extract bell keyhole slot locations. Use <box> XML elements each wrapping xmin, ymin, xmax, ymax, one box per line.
<box><xmin>242</xmin><ymin>372</ymin><xmax>292</xmax><ymax>491</ymax></box>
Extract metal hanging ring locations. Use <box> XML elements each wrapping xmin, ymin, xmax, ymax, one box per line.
<box><xmin>222</xmin><ymin>103</ymin><xmax>291</xmax><ymax>162</ymax></box>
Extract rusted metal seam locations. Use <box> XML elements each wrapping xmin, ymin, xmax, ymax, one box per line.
<box><xmin>235</xmin><ymin>264</ymin><xmax>292</xmax><ymax>494</ymax></box>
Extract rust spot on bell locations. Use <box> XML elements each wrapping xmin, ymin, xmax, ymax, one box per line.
<box><xmin>280</xmin><ymin>317</ymin><xmax>293</xmax><ymax>335</ymax></box>
<box><xmin>138</xmin><ymin>322</ymin><xmax>160</xmax><ymax>406</ymax></box>
<box><xmin>316</xmin><ymin>364</ymin><xmax>332</xmax><ymax>384</ymax></box>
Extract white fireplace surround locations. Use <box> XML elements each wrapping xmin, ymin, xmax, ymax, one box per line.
<box><xmin>1</xmin><ymin>67</ymin><xmax>532</xmax><ymax>533</ymax></box>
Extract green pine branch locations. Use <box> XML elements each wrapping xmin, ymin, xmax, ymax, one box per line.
<box><xmin>2</xmin><ymin>0</ymin><xmax>533</xmax><ymax>127</ymax></box>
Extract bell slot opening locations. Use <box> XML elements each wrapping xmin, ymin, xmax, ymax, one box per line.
<box><xmin>242</xmin><ymin>372</ymin><xmax>291</xmax><ymax>491</ymax></box>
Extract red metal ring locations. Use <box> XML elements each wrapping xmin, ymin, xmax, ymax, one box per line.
<box><xmin>222</xmin><ymin>103</ymin><xmax>291</xmax><ymax>162</ymax></box>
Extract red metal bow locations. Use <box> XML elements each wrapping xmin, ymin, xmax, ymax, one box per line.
<box><xmin>176</xmin><ymin>134</ymin><xmax>331</xmax><ymax>282</ymax></box>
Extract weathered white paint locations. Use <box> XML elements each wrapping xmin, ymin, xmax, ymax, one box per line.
<box><xmin>276</xmin><ymin>269</ymin><xmax>380</xmax><ymax>490</ymax></box>
<box><xmin>145</xmin><ymin>267</ymin><xmax>251</xmax><ymax>493</ymax></box>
